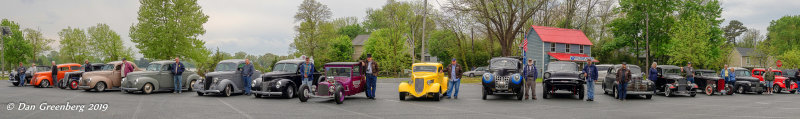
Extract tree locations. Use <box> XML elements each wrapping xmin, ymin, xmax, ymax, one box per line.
<box><xmin>449</xmin><ymin>0</ymin><xmax>545</xmax><ymax>56</ymax></box>
<box><xmin>723</xmin><ymin>20</ymin><xmax>747</xmax><ymax>45</ymax></box>
<box><xmin>765</xmin><ymin>15</ymin><xmax>800</xmax><ymax>56</ymax></box>
<box><xmin>337</xmin><ymin>24</ymin><xmax>366</xmax><ymax>39</ymax></box>
<box><xmin>291</xmin><ymin>0</ymin><xmax>332</xmax><ymax>59</ymax></box>
<box><xmin>88</xmin><ymin>23</ymin><xmax>133</xmax><ymax>62</ymax></box>
<box><xmin>1</xmin><ymin>19</ymin><xmax>33</xmax><ymax>69</ymax></box>
<box><xmin>22</xmin><ymin>28</ymin><xmax>52</xmax><ymax>63</ymax></box>
<box><xmin>130</xmin><ymin>0</ymin><xmax>210</xmax><ymax>62</ymax></box>
<box><xmin>363</xmin><ymin>28</ymin><xmax>411</xmax><ymax>76</ymax></box>
<box><xmin>324</xmin><ymin>36</ymin><xmax>354</xmax><ymax>62</ymax></box>
<box><xmin>607</xmin><ymin>0</ymin><xmax>678</xmax><ymax>65</ymax></box>
<box><xmin>667</xmin><ymin>12</ymin><xmax>723</xmax><ymax>69</ymax></box>
<box><xmin>737</xmin><ymin>28</ymin><xmax>762</xmax><ymax>48</ymax></box>
<box><xmin>58</xmin><ymin>27</ymin><xmax>93</xmax><ymax>63</ymax></box>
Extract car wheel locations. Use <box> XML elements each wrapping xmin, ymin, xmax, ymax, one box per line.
<box><xmin>516</xmin><ymin>88</ymin><xmax>524</xmax><ymax>100</ymax></box>
<box><xmin>299</xmin><ymin>85</ymin><xmax>309</xmax><ymax>102</ymax></box>
<box><xmin>223</xmin><ymin>85</ymin><xmax>232</xmax><ymax>97</ymax></box>
<box><xmin>690</xmin><ymin>91</ymin><xmax>696</xmax><ymax>97</ymax></box>
<box><xmin>335</xmin><ymin>87</ymin><xmax>344</xmax><ymax>104</ymax></box>
<box><xmin>603</xmin><ymin>85</ymin><xmax>608</xmax><ymax>94</ymax></box>
<box><xmin>791</xmin><ymin>90</ymin><xmax>797</xmax><ymax>94</ymax></box>
<box><xmin>543</xmin><ymin>85</ymin><xmax>551</xmax><ymax>99</ymax></box>
<box><xmin>188</xmin><ymin>80</ymin><xmax>196</xmax><ymax>91</ymax></box>
<box><xmin>736</xmin><ymin>86</ymin><xmax>744</xmax><ymax>94</ymax></box>
<box><xmin>469</xmin><ymin>73</ymin><xmax>474</xmax><ymax>77</ymax></box>
<box><xmin>613</xmin><ymin>86</ymin><xmax>618</xmax><ymax>99</ymax></box>
<box><xmin>725</xmin><ymin>85</ymin><xmax>735</xmax><ymax>95</ymax></box>
<box><xmin>433</xmin><ymin>89</ymin><xmax>441</xmax><ymax>101</ymax></box>
<box><xmin>70</xmin><ymin>80</ymin><xmax>79</xmax><ymax>90</ymax></box>
<box><xmin>481</xmin><ymin>88</ymin><xmax>487</xmax><ymax>100</ymax></box>
<box><xmin>41</xmin><ymin>79</ymin><xmax>50</xmax><ymax>88</ymax></box>
<box><xmin>645</xmin><ymin>94</ymin><xmax>652</xmax><ymax>99</ymax></box>
<box><xmin>143</xmin><ymin>83</ymin><xmax>153</xmax><ymax>94</ymax></box>
<box><xmin>664</xmin><ymin>86</ymin><xmax>672</xmax><ymax>97</ymax></box>
<box><xmin>578</xmin><ymin>85</ymin><xmax>584</xmax><ymax>100</ymax></box>
<box><xmin>283</xmin><ymin>85</ymin><xmax>295</xmax><ymax>99</ymax></box>
<box><xmin>197</xmin><ymin>91</ymin><xmax>204</xmax><ymax>96</ymax></box>
<box><xmin>95</xmin><ymin>82</ymin><xmax>106</xmax><ymax>92</ymax></box>
<box><xmin>58</xmin><ymin>80</ymin><xmax>65</xmax><ymax>89</ymax></box>
<box><xmin>399</xmin><ymin>92</ymin><xmax>407</xmax><ymax>101</ymax></box>
<box><xmin>774</xmin><ymin>84</ymin><xmax>781</xmax><ymax>93</ymax></box>
<box><xmin>705</xmin><ymin>85</ymin><xmax>714</xmax><ymax>96</ymax></box>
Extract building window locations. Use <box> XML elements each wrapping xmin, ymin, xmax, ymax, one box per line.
<box><xmin>550</xmin><ymin>43</ymin><xmax>556</xmax><ymax>52</ymax></box>
<box><xmin>565</xmin><ymin>44</ymin><xmax>570</xmax><ymax>53</ymax></box>
<box><xmin>580</xmin><ymin>45</ymin><xmax>584</xmax><ymax>54</ymax></box>
<box><xmin>745</xmin><ymin>57</ymin><xmax>750</xmax><ymax>65</ymax></box>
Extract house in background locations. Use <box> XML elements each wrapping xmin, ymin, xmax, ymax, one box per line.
<box><xmin>351</xmin><ymin>34</ymin><xmax>370</xmax><ymax>60</ymax></box>
<box><xmin>525</xmin><ymin>25</ymin><xmax>597</xmax><ymax>78</ymax></box>
<box><xmin>729</xmin><ymin>47</ymin><xmax>773</xmax><ymax>68</ymax></box>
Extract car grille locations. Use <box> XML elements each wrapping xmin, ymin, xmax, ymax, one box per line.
<box><xmin>204</xmin><ymin>76</ymin><xmax>212</xmax><ymax>90</ymax></box>
<box><xmin>678</xmin><ymin>79</ymin><xmax>688</xmax><ymax>91</ymax></box>
<box><xmin>318</xmin><ymin>83</ymin><xmax>329</xmax><ymax>96</ymax></box>
<box><xmin>414</xmin><ymin>78</ymin><xmax>424</xmax><ymax>94</ymax></box>
<box><xmin>495</xmin><ymin>76</ymin><xmax>509</xmax><ymax>90</ymax></box>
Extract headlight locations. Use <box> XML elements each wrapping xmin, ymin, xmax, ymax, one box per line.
<box><xmin>427</xmin><ymin>80</ymin><xmax>433</xmax><ymax>85</ymax></box>
<box><xmin>511</xmin><ymin>74</ymin><xmax>522</xmax><ymax>84</ymax></box>
<box><xmin>134</xmin><ymin>78</ymin><xmax>139</xmax><ymax>85</ymax></box>
<box><xmin>251</xmin><ymin>79</ymin><xmax>258</xmax><ymax>87</ymax></box>
<box><xmin>579</xmin><ymin>73</ymin><xmax>586</xmax><ymax>80</ymax></box>
<box><xmin>482</xmin><ymin>74</ymin><xmax>493</xmax><ymax>83</ymax></box>
<box><xmin>122</xmin><ymin>77</ymin><xmax>127</xmax><ymax>82</ymax></box>
<box><xmin>327</xmin><ymin>76</ymin><xmax>335</xmax><ymax>83</ymax></box>
<box><xmin>276</xmin><ymin>81</ymin><xmax>282</xmax><ymax>88</ymax></box>
<box><xmin>544</xmin><ymin>73</ymin><xmax>551</xmax><ymax>79</ymax></box>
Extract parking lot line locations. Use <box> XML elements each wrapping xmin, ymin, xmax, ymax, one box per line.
<box><xmin>131</xmin><ymin>96</ymin><xmax>143</xmax><ymax>119</ymax></box>
<box><xmin>322</xmin><ymin>105</ymin><xmax>382</xmax><ymax>119</ymax></box>
<box><xmin>217</xmin><ymin>98</ymin><xmax>253</xmax><ymax>119</ymax></box>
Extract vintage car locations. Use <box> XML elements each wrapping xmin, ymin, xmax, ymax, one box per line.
<box><xmin>30</xmin><ymin>63</ymin><xmax>82</xmax><ymax>88</ymax></box>
<box><xmin>299</xmin><ymin>62</ymin><xmax>364</xmax><ymax>104</ymax></box>
<box><xmin>252</xmin><ymin>59</ymin><xmax>317</xmax><ymax>99</ymax></box>
<box><xmin>120</xmin><ymin>61</ymin><xmax>202</xmax><ymax>94</ymax></box>
<box><xmin>596</xmin><ymin>64</ymin><xmax>613</xmax><ymax>84</ymax></box>
<box><xmin>731</xmin><ymin>67</ymin><xmax>765</xmax><ymax>94</ymax></box>
<box><xmin>782</xmin><ymin>69</ymin><xmax>799</xmax><ymax>83</ymax></box>
<box><xmin>78</xmin><ymin>61</ymin><xmax>143</xmax><ymax>92</ymax></box>
<box><xmin>654</xmin><ymin>65</ymin><xmax>698</xmax><ymax>97</ymax></box>
<box><xmin>696</xmin><ymin>69</ymin><xmax>733</xmax><ymax>96</ymax></box>
<box><xmin>9</xmin><ymin>65</ymin><xmax>51</xmax><ymax>86</ymax></box>
<box><xmin>481</xmin><ymin>57</ymin><xmax>525</xmax><ymax>100</ymax></box>
<box><xmin>399</xmin><ymin>63</ymin><xmax>449</xmax><ymax>101</ymax></box>
<box><xmin>194</xmin><ymin>59</ymin><xmax>262</xmax><ymax>97</ymax></box>
<box><xmin>602</xmin><ymin>64</ymin><xmax>653</xmax><ymax>99</ymax></box>
<box><xmin>463</xmin><ymin>66</ymin><xmax>488</xmax><ymax>77</ymax></box>
<box><xmin>58</xmin><ymin>63</ymin><xmax>106</xmax><ymax>89</ymax></box>
<box><xmin>769</xmin><ymin>70</ymin><xmax>797</xmax><ymax>93</ymax></box>
<box><xmin>542</xmin><ymin>61</ymin><xmax>585</xmax><ymax>100</ymax></box>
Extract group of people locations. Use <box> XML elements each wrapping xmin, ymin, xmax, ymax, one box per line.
<box><xmin>294</xmin><ymin>54</ymin><xmax>381</xmax><ymax>99</ymax></box>
<box><xmin>13</xmin><ymin>61</ymin><xmax>58</xmax><ymax>87</ymax></box>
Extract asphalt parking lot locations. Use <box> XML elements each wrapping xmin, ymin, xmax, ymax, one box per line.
<box><xmin>1</xmin><ymin>79</ymin><xmax>799</xmax><ymax>119</ymax></box>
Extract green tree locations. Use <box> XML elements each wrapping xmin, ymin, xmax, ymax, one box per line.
<box><xmin>291</xmin><ymin>0</ymin><xmax>332</xmax><ymax>59</ymax></box>
<box><xmin>449</xmin><ymin>0</ymin><xmax>544</xmax><ymax>56</ymax></box>
<box><xmin>363</xmin><ymin>28</ymin><xmax>411</xmax><ymax>76</ymax></box>
<box><xmin>737</xmin><ymin>28</ymin><xmax>762</xmax><ymax>48</ymax></box>
<box><xmin>778</xmin><ymin>49</ymin><xmax>800</xmax><ymax>69</ymax></box>
<box><xmin>130</xmin><ymin>0</ymin><xmax>210</xmax><ymax>62</ymax></box>
<box><xmin>337</xmin><ymin>24</ymin><xmax>366</xmax><ymax>39</ymax></box>
<box><xmin>1</xmin><ymin>19</ymin><xmax>33</xmax><ymax>69</ymax></box>
<box><xmin>607</xmin><ymin>0</ymin><xmax>677</xmax><ymax>65</ymax></box>
<box><xmin>765</xmin><ymin>15</ymin><xmax>800</xmax><ymax>56</ymax></box>
<box><xmin>88</xmin><ymin>23</ymin><xmax>133</xmax><ymax>62</ymax></box>
<box><xmin>723</xmin><ymin>20</ymin><xmax>748</xmax><ymax>45</ymax></box>
<box><xmin>58</xmin><ymin>27</ymin><xmax>93</xmax><ymax>63</ymax></box>
<box><xmin>22</xmin><ymin>28</ymin><xmax>52</xmax><ymax>63</ymax></box>
<box><xmin>324</xmin><ymin>36</ymin><xmax>354</xmax><ymax>62</ymax></box>
<box><xmin>667</xmin><ymin>12</ymin><xmax>721</xmax><ymax>69</ymax></box>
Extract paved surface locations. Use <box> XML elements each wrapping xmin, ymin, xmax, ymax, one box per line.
<box><xmin>1</xmin><ymin>79</ymin><xmax>799</xmax><ymax>119</ymax></box>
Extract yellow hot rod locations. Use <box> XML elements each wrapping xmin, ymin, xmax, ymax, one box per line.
<box><xmin>398</xmin><ymin>63</ymin><xmax>449</xmax><ymax>101</ymax></box>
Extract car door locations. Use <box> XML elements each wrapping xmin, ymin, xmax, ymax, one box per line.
<box><xmin>232</xmin><ymin>62</ymin><xmax>245</xmax><ymax>90</ymax></box>
<box><xmin>111</xmin><ymin>63</ymin><xmax>123</xmax><ymax>86</ymax></box>
<box><xmin>605</xmin><ymin>66</ymin><xmax>616</xmax><ymax>90</ymax></box>
<box><xmin>158</xmin><ymin>64</ymin><xmax>174</xmax><ymax>89</ymax></box>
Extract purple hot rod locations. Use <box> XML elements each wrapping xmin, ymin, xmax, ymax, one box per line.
<box><xmin>299</xmin><ymin>62</ymin><xmax>366</xmax><ymax>104</ymax></box>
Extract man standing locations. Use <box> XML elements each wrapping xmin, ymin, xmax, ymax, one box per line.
<box><xmin>721</xmin><ymin>65</ymin><xmax>732</xmax><ymax>86</ymax></box>
<box><xmin>121</xmin><ymin>58</ymin><xmax>134</xmax><ymax>78</ymax></box>
<box><xmin>649</xmin><ymin>62</ymin><xmax>658</xmax><ymax>82</ymax></box>
<box><xmin>241</xmin><ymin>59</ymin><xmax>255</xmax><ymax>95</ymax></box>
<box><xmin>765</xmin><ymin>67</ymin><xmax>775</xmax><ymax>95</ymax></box>
<box><xmin>17</xmin><ymin>62</ymin><xmax>26</xmax><ymax>87</ymax></box>
<box><xmin>299</xmin><ymin>57</ymin><xmax>314</xmax><ymax>87</ymax></box>
<box><xmin>169</xmin><ymin>57</ymin><xmax>185</xmax><ymax>93</ymax></box>
<box><xmin>51</xmin><ymin>61</ymin><xmax>57</xmax><ymax>88</ymax></box>
<box><xmin>616</xmin><ymin>62</ymin><xmax>631</xmax><ymax>101</ymax></box>
<box><xmin>524</xmin><ymin>59</ymin><xmax>537</xmax><ymax>100</ymax></box>
<box><xmin>363</xmin><ymin>54</ymin><xmax>379</xmax><ymax>100</ymax></box>
<box><xmin>583</xmin><ymin>60</ymin><xmax>598</xmax><ymax>101</ymax></box>
<box><xmin>83</xmin><ymin>60</ymin><xmax>93</xmax><ymax>72</ymax></box>
<box><xmin>443</xmin><ymin>58</ymin><xmax>462</xmax><ymax>99</ymax></box>
<box><xmin>683</xmin><ymin>62</ymin><xmax>695</xmax><ymax>83</ymax></box>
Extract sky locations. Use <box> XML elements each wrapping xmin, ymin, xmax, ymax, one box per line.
<box><xmin>0</xmin><ymin>0</ymin><xmax>798</xmax><ymax>58</ymax></box>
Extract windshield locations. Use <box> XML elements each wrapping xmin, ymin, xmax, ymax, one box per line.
<box><xmin>101</xmin><ymin>64</ymin><xmax>115</xmax><ymax>71</ymax></box>
<box><xmin>215</xmin><ymin>62</ymin><xmax>239</xmax><ymax>71</ymax></box>
<box><xmin>490</xmin><ymin>59</ymin><xmax>519</xmax><ymax>69</ymax></box>
<box><xmin>326</xmin><ymin>67</ymin><xmax>351</xmax><ymax>77</ymax></box>
<box><xmin>547</xmin><ymin>63</ymin><xmax>577</xmax><ymax>71</ymax></box>
<box><xmin>413</xmin><ymin>66</ymin><xmax>437</xmax><ymax>73</ymax></box>
<box><xmin>146</xmin><ymin>63</ymin><xmax>163</xmax><ymax>71</ymax></box>
<box><xmin>735</xmin><ymin>70</ymin><xmax>751</xmax><ymax>77</ymax></box>
<box><xmin>627</xmin><ymin>66</ymin><xmax>642</xmax><ymax>74</ymax></box>
<box><xmin>663</xmin><ymin>68</ymin><xmax>681</xmax><ymax>75</ymax></box>
<box><xmin>700</xmin><ymin>72</ymin><xmax>717</xmax><ymax>77</ymax></box>
<box><xmin>34</xmin><ymin>67</ymin><xmax>51</xmax><ymax>72</ymax></box>
<box><xmin>773</xmin><ymin>71</ymin><xmax>782</xmax><ymax>76</ymax></box>
<box><xmin>273</xmin><ymin>63</ymin><xmax>299</xmax><ymax>72</ymax></box>
<box><xmin>597</xmin><ymin>66</ymin><xmax>610</xmax><ymax>72</ymax></box>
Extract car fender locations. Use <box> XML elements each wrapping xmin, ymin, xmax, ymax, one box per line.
<box><xmin>429</xmin><ymin>83</ymin><xmax>442</xmax><ymax>93</ymax></box>
<box><xmin>251</xmin><ymin>77</ymin><xmax>262</xmax><ymax>89</ymax></box>
<box><xmin>665</xmin><ymin>84</ymin><xmax>675</xmax><ymax>89</ymax></box>
<box><xmin>217</xmin><ymin>79</ymin><xmax>237</xmax><ymax>91</ymax></box>
<box><xmin>774</xmin><ymin>80</ymin><xmax>786</xmax><ymax>88</ymax></box>
<box><xmin>33</xmin><ymin>75</ymin><xmax>51</xmax><ymax>86</ymax></box>
<box><xmin>136</xmin><ymin>77</ymin><xmax>159</xmax><ymax>91</ymax></box>
<box><xmin>398</xmin><ymin>82</ymin><xmax>411</xmax><ymax>93</ymax></box>
<box><xmin>276</xmin><ymin>79</ymin><xmax>295</xmax><ymax>90</ymax></box>
<box><xmin>187</xmin><ymin>74</ymin><xmax>202</xmax><ymax>84</ymax></box>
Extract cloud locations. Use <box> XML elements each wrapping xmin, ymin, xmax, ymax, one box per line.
<box><xmin>720</xmin><ymin>0</ymin><xmax>800</xmax><ymax>33</ymax></box>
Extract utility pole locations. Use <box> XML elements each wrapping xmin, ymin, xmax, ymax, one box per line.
<box><xmin>420</xmin><ymin>0</ymin><xmax>427</xmax><ymax>62</ymax></box>
<box><xmin>645</xmin><ymin>11</ymin><xmax>650</xmax><ymax>65</ymax></box>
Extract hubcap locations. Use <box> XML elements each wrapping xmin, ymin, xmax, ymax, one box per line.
<box><xmin>71</xmin><ymin>81</ymin><xmax>78</xmax><ymax>89</ymax></box>
<box><xmin>98</xmin><ymin>83</ymin><xmax>105</xmax><ymax>91</ymax></box>
<box><xmin>144</xmin><ymin>84</ymin><xmax>152</xmax><ymax>93</ymax></box>
<box><xmin>42</xmin><ymin>80</ymin><xmax>49</xmax><ymax>87</ymax></box>
<box><xmin>287</xmin><ymin>87</ymin><xmax>294</xmax><ymax>98</ymax></box>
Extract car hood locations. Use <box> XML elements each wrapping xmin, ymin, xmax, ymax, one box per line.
<box><xmin>546</xmin><ymin>71</ymin><xmax>581</xmax><ymax>79</ymax></box>
<box><xmin>126</xmin><ymin>71</ymin><xmax>158</xmax><ymax>77</ymax></box>
<box><xmin>412</xmin><ymin>72</ymin><xmax>437</xmax><ymax>79</ymax></box>
<box><xmin>736</xmin><ymin>76</ymin><xmax>759</xmax><ymax>82</ymax></box>
<box><xmin>491</xmin><ymin>68</ymin><xmax>520</xmax><ymax>76</ymax></box>
<box><xmin>206</xmin><ymin>71</ymin><xmax>236</xmax><ymax>77</ymax></box>
<box><xmin>663</xmin><ymin>75</ymin><xmax>684</xmax><ymax>79</ymax></box>
<box><xmin>83</xmin><ymin>71</ymin><xmax>113</xmax><ymax>78</ymax></box>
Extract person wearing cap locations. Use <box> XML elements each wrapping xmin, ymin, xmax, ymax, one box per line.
<box><xmin>362</xmin><ymin>54</ymin><xmax>379</xmax><ymax>99</ymax></box>
<box><xmin>84</xmin><ymin>60</ymin><xmax>93</xmax><ymax>72</ymax></box>
<box><xmin>765</xmin><ymin>67</ymin><xmax>775</xmax><ymax>94</ymax></box>
<box><xmin>121</xmin><ymin>58</ymin><xmax>134</xmax><ymax>78</ymax></box>
<box><xmin>299</xmin><ymin>57</ymin><xmax>315</xmax><ymax>89</ymax></box>
<box><xmin>582</xmin><ymin>60</ymin><xmax>598</xmax><ymax>101</ymax></box>
<box><xmin>523</xmin><ymin>59</ymin><xmax>537</xmax><ymax>100</ymax></box>
<box><xmin>443</xmin><ymin>58</ymin><xmax>463</xmax><ymax>99</ymax></box>
<box><xmin>682</xmin><ymin>62</ymin><xmax>695</xmax><ymax>83</ymax></box>
<box><xmin>616</xmin><ymin>62</ymin><xmax>632</xmax><ymax>101</ymax></box>
<box><xmin>16</xmin><ymin>62</ymin><xmax>27</xmax><ymax>87</ymax></box>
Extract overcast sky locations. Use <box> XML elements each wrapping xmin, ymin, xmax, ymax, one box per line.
<box><xmin>0</xmin><ymin>0</ymin><xmax>798</xmax><ymax>58</ymax></box>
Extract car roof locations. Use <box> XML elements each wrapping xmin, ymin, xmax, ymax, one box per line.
<box><xmin>695</xmin><ymin>69</ymin><xmax>715</xmax><ymax>72</ymax></box>
<box><xmin>276</xmin><ymin>59</ymin><xmax>305</xmax><ymax>64</ymax></box>
<box><xmin>731</xmin><ymin>67</ymin><xmax>748</xmax><ymax>71</ymax></box>
<box><xmin>490</xmin><ymin>57</ymin><xmax>520</xmax><ymax>62</ymax></box>
<box><xmin>549</xmin><ymin>61</ymin><xmax>577</xmax><ymax>65</ymax></box>
<box><xmin>412</xmin><ymin>63</ymin><xmax>443</xmax><ymax>67</ymax></box>
<box><xmin>220</xmin><ymin>59</ymin><xmax>246</xmax><ymax>64</ymax></box>
<box><xmin>657</xmin><ymin>65</ymin><xmax>680</xmax><ymax>69</ymax></box>
<box><xmin>57</xmin><ymin>63</ymin><xmax>82</xmax><ymax>67</ymax></box>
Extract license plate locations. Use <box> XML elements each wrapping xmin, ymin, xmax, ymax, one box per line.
<box><xmin>353</xmin><ymin>80</ymin><xmax>360</xmax><ymax>86</ymax></box>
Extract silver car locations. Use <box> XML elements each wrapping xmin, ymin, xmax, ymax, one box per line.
<box><xmin>596</xmin><ymin>64</ymin><xmax>613</xmax><ymax>84</ymax></box>
<box><xmin>463</xmin><ymin>67</ymin><xmax>488</xmax><ymax>77</ymax></box>
<box><xmin>121</xmin><ymin>61</ymin><xmax>202</xmax><ymax>94</ymax></box>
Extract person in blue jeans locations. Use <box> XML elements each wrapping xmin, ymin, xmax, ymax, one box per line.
<box><xmin>299</xmin><ymin>56</ymin><xmax>315</xmax><ymax>88</ymax></box>
<box><xmin>683</xmin><ymin>62</ymin><xmax>695</xmax><ymax>83</ymax></box>
<box><xmin>583</xmin><ymin>60</ymin><xmax>598</xmax><ymax>101</ymax></box>
<box><xmin>616</xmin><ymin>62</ymin><xmax>631</xmax><ymax>101</ymax></box>
<box><xmin>362</xmin><ymin>54</ymin><xmax>379</xmax><ymax>99</ymax></box>
<box><xmin>443</xmin><ymin>58</ymin><xmax>463</xmax><ymax>99</ymax></box>
<box><xmin>17</xmin><ymin>62</ymin><xmax>27</xmax><ymax>87</ymax></box>
<box><xmin>240</xmin><ymin>59</ymin><xmax>255</xmax><ymax>95</ymax></box>
<box><xmin>168</xmin><ymin>57</ymin><xmax>186</xmax><ymax>93</ymax></box>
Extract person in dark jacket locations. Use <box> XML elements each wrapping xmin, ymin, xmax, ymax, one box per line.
<box><xmin>649</xmin><ymin>62</ymin><xmax>658</xmax><ymax>82</ymax></box>
<box><xmin>616</xmin><ymin>62</ymin><xmax>632</xmax><ymax>101</ymax></box>
<box><xmin>683</xmin><ymin>62</ymin><xmax>695</xmax><ymax>83</ymax></box>
<box><xmin>583</xmin><ymin>60</ymin><xmax>598</xmax><ymax>101</ymax></box>
<box><xmin>765</xmin><ymin>67</ymin><xmax>775</xmax><ymax>94</ymax></box>
<box><xmin>17</xmin><ymin>62</ymin><xmax>27</xmax><ymax>87</ymax></box>
<box><xmin>523</xmin><ymin>59</ymin><xmax>538</xmax><ymax>100</ymax></box>
<box><xmin>299</xmin><ymin>56</ymin><xmax>315</xmax><ymax>88</ymax></box>
<box><xmin>121</xmin><ymin>58</ymin><xmax>134</xmax><ymax>78</ymax></box>
<box><xmin>240</xmin><ymin>59</ymin><xmax>255</xmax><ymax>95</ymax></box>
<box><xmin>362</xmin><ymin>54</ymin><xmax>379</xmax><ymax>99</ymax></box>
<box><xmin>168</xmin><ymin>57</ymin><xmax>186</xmax><ymax>93</ymax></box>
<box><xmin>51</xmin><ymin>61</ymin><xmax>57</xmax><ymax>87</ymax></box>
<box><xmin>443</xmin><ymin>58</ymin><xmax>463</xmax><ymax>99</ymax></box>
<box><xmin>83</xmin><ymin>60</ymin><xmax>93</xmax><ymax>72</ymax></box>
